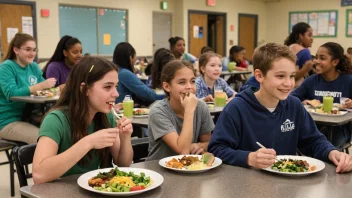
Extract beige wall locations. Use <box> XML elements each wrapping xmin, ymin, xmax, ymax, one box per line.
<box><xmin>29</xmin><ymin>0</ymin><xmax>266</xmax><ymax>58</ymax></box>
<box><xmin>27</xmin><ymin>0</ymin><xmax>177</xmax><ymax>58</ymax></box>
<box><xmin>181</xmin><ymin>0</ymin><xmax>267</xmax><ymax>56</ymax></box>
<box><xmin>29</xmin><ymin>0</ymin><xmax>352</xmax><ymax>59</ymax></box>
<box><xmin>266</xmin><ymin>0</ymin><xmax>352</xmax><ymax>54</ymax></box>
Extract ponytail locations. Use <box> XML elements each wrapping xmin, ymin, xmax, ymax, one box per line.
<box><xmin>4</xmin><ymin>33</ymin><xmax>35</xmax><ymax>60</ymax></box>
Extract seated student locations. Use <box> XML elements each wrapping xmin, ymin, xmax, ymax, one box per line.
<box><xmin>169</xmin><ymin>37</ymin><xmax>196</xmax><ymax>63</ymax></box>
<box><xmin>284</xmin><ymin>22</ymin><xmax>314</xmax><ymax>88</ymax></box>
<box><xmin>147</xmin><ymin>48</ymin><xmax>174</xmax><ymax>89</ymax></box>
<box><xmin>196</xmin><ymin>52</ymin><xmax>236</xmax><ymax>102</ymax></box>
<box><xmin>147</xmin><ymin>60</ymin><xmax>215</xmax><ymax>160</ymax></box>
<box><xmin>291</xmin><ymin>42</ymin><xmax>352</xmax><ymax>148</ymax></box>
<box><xmin>222</xmin><ymin>46</ymin><xmax>248</xmax><ymax>71</ymax></box>
<box><xmin>347</xmin><ymin>47</ymin><xmax>352</xmax><ymax>63</ymax></box>
<box><xmin>42</xmin><ymin>35</ymin><xmax>82</xmax><ymax>90</ymax></box>
<box><xmin>208</xmin><ymin>43</ymin><xmax>352</xmax><ymax>173</ymax></box>
<box><xmin>113</xmin><ymin>42</ymin><xmax>164</xmax><ymax>105</ymax></box>
<box><xmin>32</xmin><ymin>56</ymin><xmax>133</xmax><ymax>184</ymax></box>
<box><xmin>193</xmin><ymin>46</ymin><xmax>214</xmax><ymax>77</ymax></box>
<box><xmin>0</xmin><ymin>33</ymin><xmax>56</xmax><ymax>144</ymax></box>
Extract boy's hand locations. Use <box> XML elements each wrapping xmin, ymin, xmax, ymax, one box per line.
<box><xmin>328</xmin><ymin>150</ymin><xmax>352</xmax><ymax>173</ymax></box>
<box><xmin>247</xmin><ymin>148</ymin><xmax>276</xmax><ymax>169</ymax></box>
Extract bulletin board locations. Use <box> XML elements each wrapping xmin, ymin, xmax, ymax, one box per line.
<box><xmin>0</xmin><ymin>3</ymin><xmax>35</xmax><ymax>62</ymax></box>
<box><xmin>59</xmin><ymin>6</ymin><xmax>98</xmax><ymax>54</ymax></box>
<box><xmin>98</xmin><ymin>8</ymin><xmax>127</xmax><ymax>55</ymax></box>
<box><xmin>289</xmin><ymin>10</ymin><xmax>338</xmax><ymax>38</ymax></box>
<box><xmin>59</xmin><ymin>5</ymin><xmax>128</xmax><ymax>55</ymax></box>
<box><xmin>346</xmin><ymin>9</ymin><xmax>352</xmax><ymax>37</ymax></box>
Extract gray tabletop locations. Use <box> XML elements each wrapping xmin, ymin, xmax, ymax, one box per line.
<box><xmin>10</xmin><ymin>96</ymin><xmax>59</xmax><ymax>104</ymax></box>
<box><xmin>306</xmin><ymin>107</ymin><xmax>352</xmax><ymax>126</ymax></box>
<box><xmin>20</xmin><ymin>160</ymin><xmax>352</xmax><ymax>198</ymax></box>
<box><xmin>220</xmin><ymin>70</ymin><xmax>252</xmax><ymax>76</ymax></box>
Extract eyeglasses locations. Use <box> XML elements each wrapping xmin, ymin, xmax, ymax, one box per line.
<box><xmin>20</xmin><ymin>48</ymin><xmax>38</xmax><ymax>53</ymax></box>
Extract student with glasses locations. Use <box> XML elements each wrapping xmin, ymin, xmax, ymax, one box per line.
<box><xmin>0</xmin><ymin>33</ymin><xmax>56</xmax><ymax>144</ymax></box>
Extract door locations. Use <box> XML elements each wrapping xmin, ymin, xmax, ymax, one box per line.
<box><xmin>0</xmin><ymin>3</ymin><xmax>33</xmax><ymax>61</ymax></box>
<box><xmin>238</xmin><ymin>14</ymin><xmax>258</xmax><ymax>62</ymax></box>
<box><xmin>189</xmin><ymin>13</ymin><xmax>207</xmax><ymax>58</ymax></box>
<box><xmin>152</xmin><ymin>12</ymin><xmax>172</xmax><ymax>54</ymax></box>
<box><xmin>215</xmin><ymin>15</ymin><xmax>224</xmax><ymax>56</ymax></box>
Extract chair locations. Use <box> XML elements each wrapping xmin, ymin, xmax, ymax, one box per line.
<box><xmin>131</xmin><ymin>137</ymin><xmax>149</xmax><ymax>163</ymax></box>
<box><xmin>0</xmin><ymin>139</ymin><xmax>27</xmax><ymax>197</ymax></box>
<box><xmin>13</xmin><ymin>144</ymin><xmax>36</xmax><ymax>190</ymax></box>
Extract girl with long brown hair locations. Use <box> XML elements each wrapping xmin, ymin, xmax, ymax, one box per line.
<box><xmin>33</xmin><ymin>56</ymin><xmax>133</xmax><ymax>184</ymax></box>
<box><xmin>0</xmin><ymin>33</ymin><xmax>56</xmax><ymax>144</ymax></box>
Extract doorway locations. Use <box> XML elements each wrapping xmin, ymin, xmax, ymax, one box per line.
<box><xmin>238</xmin><ymin>14</ymin><xmax>258</xmax><ymax>62</ymax></box>
<box><xmin>152</xmin><ymin>12</ymin><xmax>172</xmax><ymax>55</ymax></box>
<box><xmin>0</xmin><ymin>1</ymin><xmax>37</xmax><ymax>62</ymax></box>
<box><xmin>188</xmin><ymin>10</ymin><xmax>226</xmax><ymax>58</ymax></box>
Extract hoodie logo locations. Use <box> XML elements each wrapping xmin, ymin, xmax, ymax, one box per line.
<box><xmin>28</xmin><ymin>76</ymin><xmax>38</xmax><ymax>85</ymax></box>
<box><xmin>281</xmin><ymin>119</ymin><xmax>295</xmax><ymax>132</ymax></box>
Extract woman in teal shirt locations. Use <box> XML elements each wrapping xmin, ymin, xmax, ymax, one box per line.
<box><xmin>33</xmin><ymin>56</ymin><xmax>133</xmax><ymax>184</ymax></box>
<box><xmin>0</xmin><ymin>33</ymin><xmax>56</xmax><ymax>144</ymax></box>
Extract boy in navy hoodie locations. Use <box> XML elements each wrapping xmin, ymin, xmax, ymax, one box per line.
<box><xmin>208</xmin><ymin>43</ymin><xmax>352</xmax><ymax>173</ymax></box>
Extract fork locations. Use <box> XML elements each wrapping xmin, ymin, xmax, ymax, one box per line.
<box><xmin>256</xmin><ymin>142</ymin><xmax>278</xmax><ymax>160</ymax></box>
<box><xmin>111</xmin><ymin>107</ymin><xmax>121</xmax><ymax>120</ymax></box>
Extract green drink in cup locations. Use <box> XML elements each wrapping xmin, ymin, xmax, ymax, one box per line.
<box><xmin>228</xmin><ymin>62</ymin><xmax>236</xmax><ymax>72</ymax></box>
<box><xmin>214</xmin><ymin>89</ymin><xmax>227</xmax><ymax>107</ymax></box>
<box><xmin>323</xmin><ymin>96</ymin><xmax>333</xmax><ymax>113</ymax></box>
<box><xmin>122</xmin><ymin>95</ymin><xmax>134</xmax><ymax>118</ymax></box>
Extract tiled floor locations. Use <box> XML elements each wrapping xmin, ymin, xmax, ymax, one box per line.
<box><xmin>0</xmin><ymin>147</ymin><xmax>351</xmax><ymax>198</ymax></box>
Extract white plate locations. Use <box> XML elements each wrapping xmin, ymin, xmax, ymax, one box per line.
<box><xmin>77</xmin><ymin>167</ymin><xmax>164</xmax><ymax>196</ymax></box>
<box><xmin>31</xmin><ymin>94</ymin><xmax>49</xmax><ymax>98</ymax></box>
<box><xmin>310</xmin><ymin>109</ymin><xmax>348</xmax><ymax>116</ymax></box>
<box><xmin>133</xmin><ymin>108</ymin><xmax>149</xmax><ymax>118</ymax></box>
<box><xmin>159</xmin><ymin>155</ymin><xmax>222</xmax><ymax>173</ymax></box>
<box><xmin>262</xmin><ymin>155</ymin><xmax>325</xmax><ymax>176</ymax></box>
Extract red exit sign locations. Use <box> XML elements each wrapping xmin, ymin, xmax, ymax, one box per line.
<box><xmin>207</xmin><ymin>0</ymin><xmax>216</xmax><ymax>6</ymax></box>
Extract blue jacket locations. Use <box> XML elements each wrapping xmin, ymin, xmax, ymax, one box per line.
<box><xmin>208</xmin><ymin>88</ymin><xmax>336</xmax><ymax>168</ymax></box>
<box><xmin>116</xmin><ymin>68</ymin><xmax>164</xmax><ymax>103</ymax></box>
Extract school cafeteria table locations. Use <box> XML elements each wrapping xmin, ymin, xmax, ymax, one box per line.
<box><xmin>308</xmin><ymin>109</ymin><xmax>352</xmax><ymax>142</ymax></box>
<box><xmin>20</xmin><ymin>160</ymin><xmax>352</xmax><ymax>198</ymax></box>
<box><xmin>10</xmin><ymin>96</ymin><xmax>59</xmax><ymax>104</ymax></box>
<box><xmin>131</xmin><ymin>106</ymin><xmax>224</xmax><ymax>128</ymax></box>
<box><xmin>220</xmin><ymin>70</ymin><xmax>252</xmax><ymax>77</ymax></box>
<box><xmin>10</xmin><ymin>96</ymin><xmax>59</xmax><ymax>115</ymax></box>
<box><xmin>137</xmin><ymin>74</ymin><xmax>149</xmax><ymax>84</ymax></box>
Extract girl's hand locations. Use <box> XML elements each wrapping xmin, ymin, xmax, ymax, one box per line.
<box><xmin>41</xmin><ymin>78</ymin><xmax>57</xmax><ymax>89</ymax></box>
<box><xmin>114</xmin><ymin>103</ymin><xmax>123</xmax><ymax>112</ymax></box>
<box><xmin>117</xmin><ymin>117</ymin><xmax>133</xmax><ymax>139</ymax></box>
<box><xmin>190</xmin><ymin>143</ymin><xmax>204</xmax><ymax>154</ymax></box>
<box><xmin>180</xmin><ymin>92</ymin><xmax>198</xmax><ymax>112</ymax></box>
<box><xmin>203</xmin><ymin>95</ymin><xmax>214</xmax><ymax>102</ymax></box>
<box><xmin>302</xmin><ymin>100</ymin><xmax>310</xmax><ymax>105</ymax></box>
<box><xmin>85</xmin><ymin>128</ymin><xmax>119</xmax><ymax>149</ymax></box>
<box><xmin>344</xmin><ymin>99</ymin><xmax>352</xmax><ymax>109</ymax></box>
